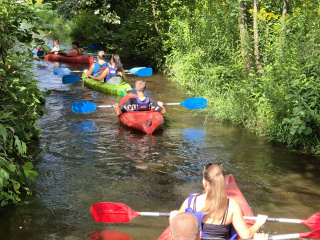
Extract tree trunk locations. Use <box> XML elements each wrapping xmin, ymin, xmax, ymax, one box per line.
<box><xmin>253</xmin><ymin>0</ymin><xmax>264</xmax><ymax>76</ymax></box>
<box><xmin>239</xmin><ymin>1</ymin><xmax>252</xmax><ymax>73</ymax></box>
<box><xmin>280</xmin><ymin>0</ymin><xmax>289</xmax><ymax>52</ymax></box>
<box><xmin>151</xmin><ymin>3</ymin><xmax>164</xmax><ymax>58</ymax></box>
<box><xmin>282</xmin><ymin>0</ymin><xmax>289</xmax><ymax>17</ymax></box>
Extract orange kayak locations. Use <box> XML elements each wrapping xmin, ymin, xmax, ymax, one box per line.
<box><xmin>44</xmin><ymin>53</ymin><xmax>94</xmax><ymax>64</ymax></box>
<box><xmin>157</xmin><ymin>174</ymin><xmax>254</xmax><ymax>240</ymax></box>
<box><xmin>119</xmin><ymin>93</ymin><xmax>164</xmax><ymax>135</ymax></box>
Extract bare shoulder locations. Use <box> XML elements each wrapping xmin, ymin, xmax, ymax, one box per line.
<box><xmin>228</xmin><ymin>198</ymin><xmax>242</xmax><ymax>212</ymax></box>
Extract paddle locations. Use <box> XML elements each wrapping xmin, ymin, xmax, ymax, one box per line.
<box><xmin>55</xmin><ymin>67</ymin><xmax>153</xmax><ymax>77</ymax></box>
<box><xmin>244</xmin><ymin>212</ymin><xmax>320</xmax><ymax>230</ymax></box>
<box><xmin>201</xmin><ymin>229</ymin><xmax>320</xmax><ymax>240</ymax></box>
<box><xmin>62</xmin><ymin>75</ymin><xmax>87</xmax><ymax>84</ymax></box>
<box><xmin>124</xmin><ymin>67</ymin><xmax>153</xmax><ymax>77</ymax></box>
<box><xmin>54</xmin><ymin>68</ymin><xmax>82</xmax><ymax>75</ymax></box>
<box><xmin>72</xmin><ymin>97</ymin><xmax>207</xmax><ymax>114</ymax></box>
<box><xmin>79</xmin><ymin>43</ymin><xmax>100</xmax><ymax>50</ymax></box>
<box><xmin>90</xmin><ymin>202</ymin><xmax>169</xmax><ymax>223</ymax></box>
<box><xmin>90</xmin><ymin>202</ymin><xmax>320</xmax><ymax>229</ymax></box>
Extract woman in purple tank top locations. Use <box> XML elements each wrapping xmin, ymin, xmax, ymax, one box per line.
<box><xmin>170</xmin><ymin>163</ymin><xmax>268</xmax><ymax>239</ymax></box>
<box><xmin>89</xmin><ymin>54</ymin><xmax>127</xmax><ymax>83</ymax></box>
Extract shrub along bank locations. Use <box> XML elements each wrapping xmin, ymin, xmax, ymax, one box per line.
<box><xmin>0</xmin><ymin>1</ymin><xmax>51</xmax><ymax>206</ymax></box>
<box><xmin>164</xmin><ymin>1</ymin><xmax>320</xmax><ymax>155</ymax></box>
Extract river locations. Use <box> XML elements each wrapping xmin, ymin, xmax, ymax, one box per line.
<box><xmin>0</xmin><ymin>38</ymin><xmax>320</xmax><ymax>240</ymax></box>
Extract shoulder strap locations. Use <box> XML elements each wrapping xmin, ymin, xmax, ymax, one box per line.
<box><xmin>187</xmin><ymin>194</ymin><xmax>200</xmax><ymax>210</ymax></box>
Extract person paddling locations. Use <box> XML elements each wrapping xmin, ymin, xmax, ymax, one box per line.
<box><xmin>89</xmin><ymin>54</ymin><xmax>127</xmax><ymax>83</ymax></box>
<box><xmin>113</xmin><ymin>80</ymin><xmax>166</xmax><ymax>116</ymax></box>
<box><xmin>60</xmin><ymin>41</ymin><xmax>84</xmax><ymax>57</ymax></box>
<box><xmin>170</xmin><ymin>163</ymin><xmax>268</xmax><ymax>239</ymax></box>
<box><xmin>84</xmin><ymin>51</ymin><xmax>109</xmax><ymax>77</ymax></box>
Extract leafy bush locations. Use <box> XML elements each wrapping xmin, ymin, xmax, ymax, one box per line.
<box><xmin>0</xmin><ymin>0</ymin><xmax>49</xmax><ymax>206</ymax></box>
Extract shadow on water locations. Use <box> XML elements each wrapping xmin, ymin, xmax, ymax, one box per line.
<box><xmin>0</xmin><ymin>35</ymin><xmax>320</xmax><ymax>240</ymax></box>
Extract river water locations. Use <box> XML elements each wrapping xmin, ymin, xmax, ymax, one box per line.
<box><xmin>0</xmin><ymin>39</ymin><xmax>320</xmax><ymax>240</ymax></box>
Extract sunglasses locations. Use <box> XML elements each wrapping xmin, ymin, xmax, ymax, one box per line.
<box><xmin>205</xmin><ymin>163</ymin><xmax>222</xmax><ymax>169</ymax></box>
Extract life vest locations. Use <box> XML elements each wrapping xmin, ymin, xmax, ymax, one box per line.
<box><xmin>185</xmin><ymin>194</ymin><xmax>236</xmax><ymax>240</ymax></box>
<box><xmin>135</xmin><ymin>97</ymin><xmax>150</xmax><ymax>111</ymax></box>
<box><xmin>185</xmin><ymin>194</ymin><xmax>210</xmax><ymax>238</ymax></box>
<box><xmin>93</xmin><ymin>62</ymin><xmax>108</xmax><ymax>76</ymax></box>
<box><xmin>104</xmin><ymin>66</ymin><xmax>118</xmax><ymax>83</ymax></box>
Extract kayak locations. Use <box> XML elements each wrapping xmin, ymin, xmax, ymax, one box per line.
<box><xmin>82</xmin><ymin>73</ymin><xmax>133</xmax><ymax>96</ymax></box>
<box><xmin>44</xmin><ymin>53</ymin><xmax>94</xmax><ymax>64</ymax></box>
<box><xmin>157</xmin><ymin>174</ymin><xmax>254</xmax><ymax>240</ymax></box>
<box><xmin>118</xmin><ymin>93</ymin><xmax>164</xmax><ymax>134</ymax></box>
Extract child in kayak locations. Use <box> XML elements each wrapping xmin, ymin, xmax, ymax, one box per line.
<box><xmin>113</xmin><ymin>80</ymin><xmax>166</xmax><ymax>116</ymax></box>
<box><xmin>49</xmin><ymin>39</ymin><xmax>61</xmax><ymax>54</ymax></box>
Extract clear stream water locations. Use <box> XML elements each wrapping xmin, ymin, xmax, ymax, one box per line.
<box><xmin>0</xmin><ymin>38</ymin><xmax>320</xmax><ymax>240</ymax></box>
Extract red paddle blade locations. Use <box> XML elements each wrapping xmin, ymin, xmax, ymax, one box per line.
<box><xmin>89</xmin><ymin>229</ymin><xmax>132</xmax><ymax>240</ymax></box>
<box><xmin>300</xmin><ymin>228</ymin><xmax>320</xmax><ymax>239</ymax></box>
<box><xmin>90</xmin><ymin>202</ymin><xmax>140</xmax><ymax>223</ymax></box>
<box><xmin>302</xmin><ymin>213</ymin><xmax>320</xmax><ymax>230</ymax></box>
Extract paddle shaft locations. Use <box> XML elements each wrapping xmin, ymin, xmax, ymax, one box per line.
<box><xmin>163</xmin><ymin>103</ymin><xmax>182</xmax><ymax>106</ymax></box>
<box><xmin>139</xmin><ymin>212</ymin><xmax>169</xmax><ymax>217</ymax></box>
<box><xmin>92</xmin><ymin>103</ymin><xmax>179</xmax><ymax>109</ymax></box>
<box><xmin>202</xmin><ymin>233</ymin><xmax>304</xmax><ymax>240</ymax></box>
<box><xmin>244</xmin><ymin>216</ymin><xmax>302</xmax><ymax>224</ymax></box>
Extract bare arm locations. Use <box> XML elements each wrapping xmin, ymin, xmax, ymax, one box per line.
<box><xmin>121</xmin><ymin>69</ymin><xmax>127</xmax><ymax>81</ymax></box>
<box><xmin>157</xmin><ymin>102</ymin><xmax>166</xmax><ymax>115</ymax></box>
<box><xmin>90</xmin><ymin>67</ymin><xmax>109</xmax><ymax>82</ymax></box>
<box><xmin>60</xmin><ymin>49</ymin><xmax>78</xmax><ymax>57</ymax></box>
<box><xmin>113</xmin><ymin>103</ymin><xmax>122</xmax><ymax>116</ymax></box>
<box><xmin>231</xmin><ymin>199</ymin><xmax>267</xmax><ymax>239</ymax></box>
<box><xmin>84</xmin><ymin>63</ymin><xmax>95</xmax><ymax>77</ymax></box>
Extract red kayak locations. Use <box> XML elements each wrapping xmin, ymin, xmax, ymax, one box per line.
<box><xmin>119</xmin><ymin>93</ymin><xmax>164</xmax><ymax>135</ymax></box>
<box><xmin>44</xmin><ymin>53</ymin><xmax>94</xmax><ymax>64</ymax></box>
<box><xmin>158</xmin><ymin>174</ymin><xmax>254</xmax><ymax>240</ymax></box>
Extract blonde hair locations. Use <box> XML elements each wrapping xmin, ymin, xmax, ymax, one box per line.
<box><xmin>201</xmin><ymin>163</ymin><xmax>227</xmax><ymax>222</ymax></box>
<box><xmin>170</xmin><ymin>212</ymin><xmax>199</xmax><ymax>240</ymax></box>
<box><xmin>97</xmin><ymin>51</ymin><xmax>105</xmax><ymax>60</ymax></box>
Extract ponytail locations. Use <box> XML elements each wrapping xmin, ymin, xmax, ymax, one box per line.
<box><xmin>201</xmin><ymin>164</ymin><xmax>227</xmax><ymax>222</ymax></box>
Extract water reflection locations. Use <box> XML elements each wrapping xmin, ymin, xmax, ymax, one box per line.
<box><xmin>89</xmin><ymin>229</ymin><xmax>132</xmax><ymax>240</ymax></box>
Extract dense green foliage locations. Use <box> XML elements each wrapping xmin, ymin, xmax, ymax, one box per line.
<box><xmin>165</xmin><ymin>0</ymin><xmax>320</xmax><ymax>154</ymax></box>
<box><xmin>0</xmin><ymin>0</ymin><xmax>50</xmax><ymax>206</ymax></box>
<box><xmin>46</xmin><ymin>0</ymin><xmax>320</xmax><ymax>154</ymax></box>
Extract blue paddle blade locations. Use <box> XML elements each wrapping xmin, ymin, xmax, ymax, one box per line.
<box><xmin>37</xmin><ymin>50</ymin><xmax>45</xmax><ymax>57</ymax></box>
<box><xmin>181</xmin><ymin>98</ymin><xmax>207</xmax><ymax>109</ymax></box>
<box><xmin>54</xmin><ymin>68</ymin><xmax>72</xmax><ymax>75</ymax></box>
<box><xmin>128</xmin><ymin>67</ymin><xmax>153</xmax><ymax>77</ymax></box>
<box><xmin>72</xmin><ymin>101</ymin><xmax>98</xmax><ymax>113</ymax></box>
<box><xmin>88</xmin><ymin>44</ymin><xmax>100</xmax><ymax>50</ymax></box>
<box><xmin>62</xmin><ymin>75</ymin><xmax>82</xmax><ymax>84</ymax></box>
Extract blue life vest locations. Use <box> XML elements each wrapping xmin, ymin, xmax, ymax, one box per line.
<box><xmin>105</xmin><ymin>66</ymin><xmax>118</xmax><ymax>83</ymax></box>
<box><xmin>135</xmin><ymin>97</ymin><xmax>150</xmax><ymax>111</ymax></box>
<box><xmin>93</xmin><ymin>62</ymin><xmax>108</xmax><ymax>76</ymax></box>
<box><xmin>185</xmin><ymin>194</ymin><xmax>209</xmax><ymax>238</ymax></box>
